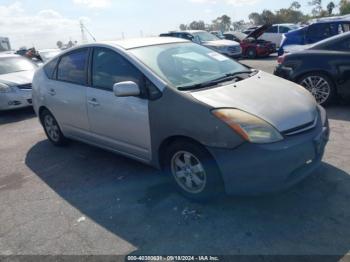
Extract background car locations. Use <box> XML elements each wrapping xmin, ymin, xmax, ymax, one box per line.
<box><xmin>275</xmin><ymin>32</ymin><xmax>350</xmax><ymax>105</ymax></box>
<box><xmin>224</xmin><ymin>25</ymin><xmax>276</xmax><ymax>58</ymax></box>
<box><xmin>160</xmin><ymin>30</ymin><xmax>242</xmax><ymax>58</ymax></box>
<box><xmin>279</xmin><ymin>19</ymin><xmax>350</xmax><ymax>55</ymax></box>
<box><xmin>260</xmin><ymin>23</ymin><xmax>300</xmax><ymax>48</ymax></box>
<box><xmin>37</xmin><ymin>49</ymin><xmax>61</xmax><ymax>63</ymax></box>
<box><xmin>0</xmin><ymin>54</ymin><xmax>37</xmax><ymax>110</ymax></box>
<box><xmin>210</xmin><ymin>31</ymin><xmax>225</xmax><ymax>39</ymax></box>
<box><xmin>32</xmin><ymin>37</ymin><xmax>328</xmax><ymax>201</ymax></box>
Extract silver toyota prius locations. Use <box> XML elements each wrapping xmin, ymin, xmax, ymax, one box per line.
<box><xmin>32</xmin><ymin>37</ymin><xmax>329</xmax><ymax>201</ymax></box>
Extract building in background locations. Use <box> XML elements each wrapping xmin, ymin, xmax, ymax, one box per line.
<box><xmin>0</xmin><ymin>37</ymin><xmax>11</xmax><ymax>52</ymax></box>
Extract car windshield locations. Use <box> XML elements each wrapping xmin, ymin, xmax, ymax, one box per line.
<box><xmin>0</xmin><ymin>57</ymin><xmax>37</xmax><ymax>75</ymax></box>
<box><xmin>129</xmin><ymin>42</ymin><xmax>248</xmax><ymax>90</ymax></box>
<box><xmin>192</xmin><ymin>31</ymin><xmax>220</xmax><ymax>42</ymax></box>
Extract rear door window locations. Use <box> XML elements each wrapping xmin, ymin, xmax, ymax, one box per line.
<box><xmin>57</xmin><ymin>49</ymin><xmax>88</xmax><ymax>85</ymax></box>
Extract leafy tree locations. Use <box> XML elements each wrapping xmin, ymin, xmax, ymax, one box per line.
<box><xmin>189</xmin><ymin>20</ymin><xmax>205</xmax><ymax>30</ymax></box>
<box><xmin>290</xmin><ymin>1</ymin><xmax>301</xmax><ymax>10</ymax></box>
<box><xmin>327</xmin><ymin>1</ymin><xmax>335</xmax><ymax>15</ymax></box>
<box><xmin>308</xmin><ymin>0</ymin><xmax>323</xmax><ymax>17</ymax></box>
<box><xmin>340</xmin><ymin>0</ymin><xmax>350</xmax><ymax>15</ymax></box>
<box><xmin>56</xmin><ymin>41</ymin><xmax>63</xmax><ymax>49</ymax></box>
<box><xmin>249</xmin><ymin>12</ymin><xmax>263</xmax><ymax>25</ymax></box>
<box><xmin>261</xmin><ymin>10</ymin><xmax>276</xmax><ymax>24</ymax></box>
<box><xmin>179</xmin><ymin>24</ymin><xmax>187</xmax><ymax>30</ymax></box>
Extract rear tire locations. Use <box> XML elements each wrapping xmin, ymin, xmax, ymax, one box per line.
<box><xmin>165</xmin><ymin>140</ymin><xmax>224</xmax><ymax>202</ymax></box>
<box><xmin>40</xmin><ymin>109</ymin><xmax>67</xmax><ymax>146</ymax></box>
<box><xmin>298</xmin><ymin>73</ymin><xmax>337</xmax><ymax>106</ymax></box>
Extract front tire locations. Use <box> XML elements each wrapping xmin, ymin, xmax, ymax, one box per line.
<box><xmin>298</xmin><ymin>73</ymin><xmax>336</xmax><ymax>106</ymax></box>
<box><xmin>165</xmin><ymin>141</ymin><xmax>224</xmax><ymax>201</ymax></box>
<box><xmin>247</xmin><ymin>48</ymin><xmax>257</xmax><ymax>59</ymax></box>
<box><xmin>40</xmin><ymin>109</ymin><xmax>67</xmax><ymax>146</ymax></box>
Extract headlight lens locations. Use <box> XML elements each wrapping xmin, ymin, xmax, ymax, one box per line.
<box><xmin>212</xmin><ymin>109</ymin><xmax>284</xmax><ymax>144</ymax></box>
<box><xmin>0</xmin><ymin>83</ymin><xmax>13</xmax><ymax>93</ymax></box>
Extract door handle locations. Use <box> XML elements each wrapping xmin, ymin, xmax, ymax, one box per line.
<box><xmin>48</xmin><ymin>88</ymin><xmax>56</xmax><ymax>96</ymax></box>
<box><xmin>88</xmin><ymin>98</ymin><xmax>100</xmax><ymax>107</ymax></box>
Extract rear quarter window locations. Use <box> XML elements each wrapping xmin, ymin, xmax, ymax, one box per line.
<box><xmin>43</xmin><ymin>57</ymin><xmax>59</xmax><ymax>79</ymax></box>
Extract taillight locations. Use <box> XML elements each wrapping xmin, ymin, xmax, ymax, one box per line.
<box><xmin>277</xmin><ymin>55</ymin><xmax>285</xmax><ymax>64</ymax></box>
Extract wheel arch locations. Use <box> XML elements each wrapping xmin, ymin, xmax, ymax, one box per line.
<box><xmin>157</xmin><ymin>135</ymin><xmax>212</xmax><ymax>170</ymax></box>
<box><xmin>295</xmin><ymin>70</ymin><xmax>336</xmax><ymax>89</ymax></box>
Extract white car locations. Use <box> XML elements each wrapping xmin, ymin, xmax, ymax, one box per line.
<box><xmin>0</xmin><ymin>54</ymin><xmax>37</xmax><ymax>110</ymax></box>
<box><xmin>259</xmin><ymin>24</ymin><xmax>300</xmax><ymax>47</ymax></box>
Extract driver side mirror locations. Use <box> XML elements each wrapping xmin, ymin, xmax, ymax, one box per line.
<box><xmin>113</xmin><ymin>81</ymin><xmax>140</xmax><ymax>97</ymax></box>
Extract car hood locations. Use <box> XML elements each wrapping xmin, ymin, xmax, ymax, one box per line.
<box><xmin>203</xmin><ymin>39</ymin><xmax>240</xmax><ymax>47</ymax></box>
<box><xmin>0</xmin><ymin>70</ymin><xmax>35</xmax><ymax>86</ymax></box>
<box><xmin>190</xmin><ymin>71</ymin><xmax>317</xmax><ymax>132</ymax></box>
<box><xmin>246</xmin><ymin>24</ymin><xmax>271</xmax><ymax>39</ymax></box>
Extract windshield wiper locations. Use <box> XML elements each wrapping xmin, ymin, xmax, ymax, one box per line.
<box><xmin>178</xmin><ymin>70</ymin><xmax>257</xmax><ymax>91</ymax></box>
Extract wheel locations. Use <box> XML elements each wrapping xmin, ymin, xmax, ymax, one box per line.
<box><xmin>40</xmin><ymin>109</ymin><xmax>67</xmax><ymax>146</ymax></box>
<box><xmin>247</xmin><ymin>48</ymin><xmax>257</xmax><ymax>59</ymax></box>
<box><xmin>298</xmin><ymin>73</ymin><xmax>336</xmax><ymax>106</ymax></box>
<box><xmin>165</xmin><ymin>141</ymin><xmax>224</xmax><ymax>201</ymax></box>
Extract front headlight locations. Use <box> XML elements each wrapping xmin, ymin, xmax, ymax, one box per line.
<box><xmin>0</xmin><ymin>83</ymin><xmax>13</xmax><ymax>93</ymax></box>
<box><xmin>212</xmin><ymin>109</ymin><xmax>284</xmax><ymax>144</ymax></box>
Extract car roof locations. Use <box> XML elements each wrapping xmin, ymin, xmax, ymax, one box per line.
<box><xmin>311</xmin><ymin>31</ymin><xmax>350</xmax><ymax>49</ymax></box>
<box><xmin>102</xmin><ymin>37</ymin><xmax>189</xmax><ymax>49</ymax></box>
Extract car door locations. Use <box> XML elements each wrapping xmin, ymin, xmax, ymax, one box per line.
<box><xmin>86</xmin><ymin>47</ymin><xmax>152</xmax><ymax>161</ymax></box>
<box><xmin>45</xmin><ymin>48</ymin><xmax>90</xmax><ymax>137</ymax></box>
<box><xmin>306</xmin><ymin>23</ymin><xmax>334</xmax><ymax>44</ymax></box>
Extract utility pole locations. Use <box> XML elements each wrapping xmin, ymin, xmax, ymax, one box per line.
<box><xmin>80</xmin><ymin>20</ymin><xmax>96</xmax><ymax>43</ymax></box>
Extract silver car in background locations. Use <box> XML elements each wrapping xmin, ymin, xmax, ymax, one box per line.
<box><xmin>32</xmin><ymin>37</ymin><xmax>329</xmax><ymax>201</ymax></box>
<box><xmin>0</xmin><ymin>54</ymin><xmax>37</xmax><ymax>110</ymax></box>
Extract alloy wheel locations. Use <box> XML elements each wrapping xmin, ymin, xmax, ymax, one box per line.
<box><xmin>170</xmin><ymin>151</ymin><xmax>207</xmax><ymax>194</ymax></box>
<box><xmin>300</xmin><ymin>76</ymin><xmax>331</xmax><ymax>104</ymax></box>
<box><xmin>44</xmin><ymin>114</ymin><xmax>60</xmax><ymax>142</ymax></box>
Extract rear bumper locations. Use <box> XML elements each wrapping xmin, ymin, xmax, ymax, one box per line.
<box><xmin>0</xmin><ymin>89</ymin><xmax>32</xmax><ymax>111</ymax></box>
<box><xmin>207</xmin><ymin>113</ymin><xmax>329</xmax><ymax>195</ymax></box>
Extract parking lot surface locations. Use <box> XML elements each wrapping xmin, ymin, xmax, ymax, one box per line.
<box><xmin>1</xmin><ymin>57</ymin><xmax>350</xmax><ymax>257</ymax></box>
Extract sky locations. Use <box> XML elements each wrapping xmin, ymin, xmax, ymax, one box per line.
<box><xmin>0</xmin><ymin>0</ymin><xmax>334</xmax><ymax>49</ymax></box>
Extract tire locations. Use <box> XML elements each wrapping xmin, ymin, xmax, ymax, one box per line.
<box><xmin>298</xmin><ymin>73</ymin><xmax>337</xmax><ymax>106</ymax></box>
<box><xmin>40</xmin><ymin>109</ymin><xmax>67</xmax><ymax>146</ymax></box>
<box><xmin>247</xmin><ymin>48</ymin><xmax>257</xmax><ymax>59</ymax></box>
<box><xmin>165</xmin><ymin>140</ymin><xmax>224</xmax><ymax>201</ymax></box>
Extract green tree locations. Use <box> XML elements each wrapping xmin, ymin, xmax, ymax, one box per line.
<box><xmin>179</xmin><ymin>24</ymin><xmax>187</xmax><ymax>30</ymax></box>
<box><xmin>249</xmin><ymin>12</ymin><xmax>263</xmax><ymax>25</ymax></box>
<box><xmin>290</xmin><ymin>1</ymin><xmax>301</xmax><ymax>10</ymax></box>
<box><xmin>340</xmin><ymin>0</ymin><xmax>350</xmax><ymax>15</ymax></box>
<box><xmin>326</xmin><ymin>1</ymin><xmax>335</xmax><ymax>15</ymax></box>
<box><xmin>308</xmin><ymin>0</ymin><xmax>323</xmax><ymax>17</ymax></box>
<box><xmin>189</xmin><ymin>20</ymin><xmax>205</xmax><ymax>30</ymax></box>
<box><xmin>261</xmin><ymin>10</ymin><xmax>276</xmax><ymax>24</ymax></box>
